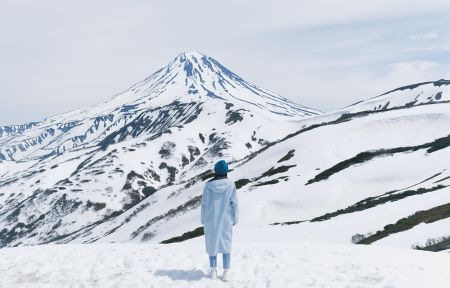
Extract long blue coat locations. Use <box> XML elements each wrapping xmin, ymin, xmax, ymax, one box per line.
<box><xmin>201</xmin><ymin>177</ymin><xmax>238</xmax><ymax>256</ymax></box>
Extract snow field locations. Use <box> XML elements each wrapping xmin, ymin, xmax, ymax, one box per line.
<box><xmin>1</xmin><ymin>242</ymin><xmax>450</xmax><ymax>288</ymax></box>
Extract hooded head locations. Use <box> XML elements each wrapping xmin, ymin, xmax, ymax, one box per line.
<box><xmin>214</xmin><ymin>160</ymin><xmax>228</xmax><ymax>176</ymax></box>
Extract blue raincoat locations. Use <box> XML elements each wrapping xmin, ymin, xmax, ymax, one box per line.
<box><xmin>201</xmin><ymin>177</ymin><xmax>238</xmax><ymax>256</ymax></box>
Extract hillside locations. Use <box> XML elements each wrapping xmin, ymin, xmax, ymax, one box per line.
<box><xmin>341</xmin><ymin>79</ymin><xmax>450</xmax><ymax>113</ymax></box>
<box><xmin>80</xmin><ymin>100</ymin><xmax>450</xmax><ymax>252</ymax></box>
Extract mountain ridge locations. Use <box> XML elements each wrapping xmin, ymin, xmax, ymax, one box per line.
<box><xmin>341</xmin><ymin>78</ymin><xmax>450</xmax><ymax>112</ymax></box>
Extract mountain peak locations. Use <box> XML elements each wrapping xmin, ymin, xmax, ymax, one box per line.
<box><xmin>42</xmin><ymin>52</ymin><xmax>320</xmax><ymax>126</ymax></box>
<box><xmin>168</xmin><ymin>51</ymin><xmax>213</xmax><ymax>78</ymax></box>
<box><xmin>123</xmin><ymin>52</ymin><xmax>321</xmax><ymax>118</ymax></box>
<box><xmin>172</xmin><ymin>51</ymin><xmax>210</xmax><ymax>72</ymax></box>
<box><xmin>176</xmin><ymin>51</ymin><xmax>205</xmax><ymax>59</ymax></box>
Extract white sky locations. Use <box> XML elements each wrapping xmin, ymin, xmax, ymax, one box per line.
<box><xmin>1</xmin><ymin>0</ymin><xmax>450</xmax><ymax>125</ymax></box>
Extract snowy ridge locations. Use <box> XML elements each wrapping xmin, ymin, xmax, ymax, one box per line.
<box><xmin>342</xmin><ymin>79</ymin><xmax>450</xmax><ymax>113</ymax></box>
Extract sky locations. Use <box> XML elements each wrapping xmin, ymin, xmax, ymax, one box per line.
<box><xmin>1</xmin><ymin>0</ymin><xmax>450</xmax><ymax>125</ymax></box>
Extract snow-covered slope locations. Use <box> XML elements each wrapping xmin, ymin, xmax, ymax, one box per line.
<box><xmin>67</xmin><ymin>100</ymin><xmax>449</xmax><ymax>252</ymax></box>
<box><xmin>342</xmin><ymin>79</ymin><xmax>450</xmax><ymax>113</ymax></box>
<box><xmin>1</xmin><ymin>242</ymin><xmax>449</xmax><ymax>288</ymax></box>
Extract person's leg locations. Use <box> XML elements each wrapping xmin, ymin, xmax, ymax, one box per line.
<box><xmin>222</xmin><ymin>253</ymin><xmax>231</xmax><ymax>281</ymax></box>
<box><xmin>223</xmin><ymin>253</ymin><xmax>230</xmax><ymax>269</ymax></box>
<box><xmin>208</xmin><ymin>255</ymin><xmax>218</xmax><ymax>279</ymax></box>
<box><xmin>209</xmin><ymin>255</ymin><xmax>217</xmax><ymax>268</ymax></box>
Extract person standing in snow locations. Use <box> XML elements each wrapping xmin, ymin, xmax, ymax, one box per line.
<box><xmin>201</xmin><ymin>160</ymin><xmax>238</xmax><ymax>281</ymax></box>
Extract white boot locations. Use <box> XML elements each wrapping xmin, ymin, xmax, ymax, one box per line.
<box><xmin>209</xmin><ymin>268</ymin><xmax>217</xmax><ymax>280</ymax></box>
<box><xmin>222</xmin><ymin>269</ymin><xmax>230</xmax><ymax>282</ymax></box>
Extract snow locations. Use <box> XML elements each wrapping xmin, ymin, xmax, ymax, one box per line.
<box><xmin>232</xmin><ymin>185</ymin><xmax>450</xmax><ymax>245</ymax></box>
<box><xmin>0</xmin><ymin>242</ymin><xmax>449</xmax><ymax>288</ymax></box>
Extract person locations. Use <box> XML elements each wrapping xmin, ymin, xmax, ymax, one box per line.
<box><xmin>201</xmin><ymin>160</ymin><xmax>238</xmax><ymax>281</ymax></box>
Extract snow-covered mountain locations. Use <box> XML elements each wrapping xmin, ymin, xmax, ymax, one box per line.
<box><xmin>0</xmin><ymin>51</ymin><xmax>319</xmax><ymax>162</ymax></box>
<box><xmin>0</xmin><ymin>52</ymin><xmax>319</xmax><ymax>248</ymax></box>
<box><xmin>1</xmin><ymin>51</ymin><xmax>450</xmax><ymax>255</ymax></box>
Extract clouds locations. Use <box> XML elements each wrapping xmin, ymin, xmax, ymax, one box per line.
<box><xmin>225</xmin><ymin>11</ymin><xmax>450</xmax><ymax>110</ymax></box>
<box><xmin>299</xmin><ymin>60</ymin><xmax>449</xmax><ymax>110</ymax></box>
<box><xmin>0</xmin><ymin>1</ymin><xmax>450</xmax><ymax>124</ymax></box>
<box><xmin>385</xmin><ymin>61</ymin><xmax>447</xmax><ymax>84</ymax></box>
